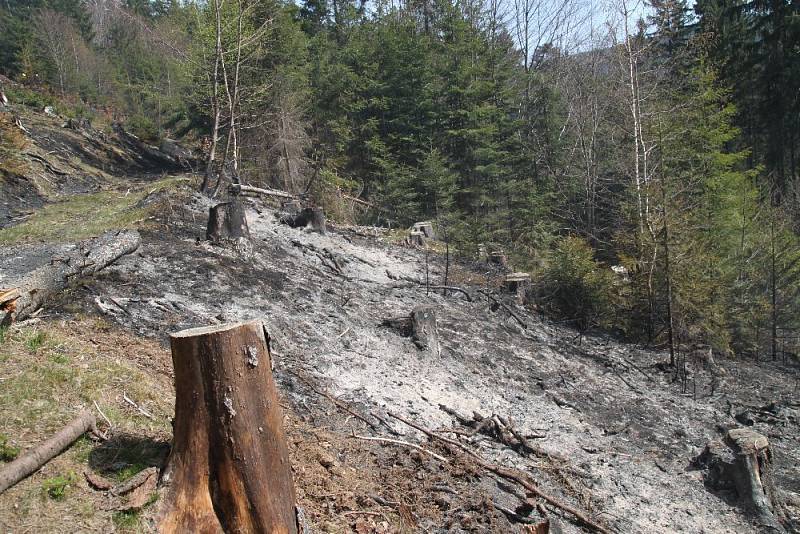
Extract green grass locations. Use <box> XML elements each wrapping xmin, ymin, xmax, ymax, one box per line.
<box><xmin>26</xmin><ymin>331</ymin><xmax>47</xmax><ymax>352</ymax></box>
<box><xmin>0</xmin><ymin>321</ymin><xmax>173</xmax><ymax>531</ymax></box>
<box><xmin>112</xmin><ymin>510</ymin><xmax>141</xmax><ymax>529</ymax></box>
<box><xmin>0</xmin><ymin>177</ymin><xmax>186</xmax><ymax>245</ymax></box>
<box><xmin>41</xmin><ymin>472</ymin><xmax>78</xmax><ymax>500</ymax></box>
<box><xmin>0</xmin><ymin>434</ymin><xmax>20</xmax><ymax>461</ymax></box>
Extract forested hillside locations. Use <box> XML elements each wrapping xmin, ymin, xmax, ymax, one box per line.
<box><xmin>1</xmin><ymin>0</ymin><xmax>798</xmax><ymax>358</ymax></box>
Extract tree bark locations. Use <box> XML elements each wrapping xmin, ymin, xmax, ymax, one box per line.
<box><xmin>1</xmin><ymin>230</ymin><xmax>140</xmax><ymax>325</ymax></box>
<box><xmin>158</xmin><ymin>321</ymin><xmax>297</xmax><ymax>534</ymax></box>
<box><xmin>0</xmin><ymin>411</ymin><xmax>96</xmax><ymax>494</ymax></box>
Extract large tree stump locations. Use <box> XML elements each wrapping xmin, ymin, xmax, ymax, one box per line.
<box><xmin>411</xmin><ymin>221</ymin><xmax>435</xmax><ymax>240</ymax></box>
<box><xmin>694</xmin><ymin>428</ymin><xmax>786</xmax><ymax>532</ymax></box>
<box><xmin>159</xmin><ymin>321</ymin><xmax>298</xmax><ymax>534</ymax></box>
<box><xmin>206</xmin><ymin>197</ymin><xmax>250</xmax><ymax>243</ymax></box>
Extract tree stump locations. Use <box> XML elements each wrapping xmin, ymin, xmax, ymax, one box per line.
<box><xmin>381</xmin><ymin>306</ymin><xmax>440</xmax><ymax>355</ymax></box>
<box><xmin>278</xmin><ymin>200</ymin><xmax>303</xmax><ymax>225</ymax></box>
<box><xmin>505</xmin><ymin>273</ymin><xmax>531</xmax><ymax>305</ymax></box>
<box><xmin>407</xmin><ymin>230</ymin><xmax>425</xmax><ymax>247</ymax></box>
<box><xmin>411</xmin><ymin>305</ymin><xmax>439</xmax><ymax>352</ymax></box>
<box><xmin>159</xmin><ymin>321</ymin><xmax>298</xmax><ymax>534</ymax></box>
<box><xmin>694</xmin><ymin>428</ymin><xmax>785</xmax><ymax>532</ymax></box>
<box><xmin>206</xmin><ymin>197</ymin><xmax>250</xmax><ymax>243</ymax></box>
<box><xmin>489</xmin><ymin>250</ymin><xmax>508</xmax><ymax>268</ymax></box>
<box><xmin>286</xmin><ymin>206</ymin><xmax>326</xmax><ymax>234</ymax></box>
<box><xmin>411</xmin><ymin>221</ymin><xmax>436</xmax><ymax>240</ymax></box>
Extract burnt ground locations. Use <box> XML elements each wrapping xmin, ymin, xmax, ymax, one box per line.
<box><xmin>1</xmin><ymin>105</ymin><xmax>799</xmax><ymax>533</ymax></box>
<box><xmin>2</xmin><ymin>183</ymin><xmax>798</xmax><ymax>533</ymax></box>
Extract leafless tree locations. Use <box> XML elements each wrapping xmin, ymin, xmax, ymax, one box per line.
<box><xmin>32</xmin><ymin>10</ymin><xmax>78</xmax><ymax>96</ymax></box>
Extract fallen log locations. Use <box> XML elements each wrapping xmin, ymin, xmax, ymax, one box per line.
<box><xmin>1</xmin><ymin>230</ymin><xmax>141</xmax><ymax>325</ymax></box>
<box><xmin>159</xmin><ymin>321</ymin><xmax>298</xmax><ymax>533</ymax></box>
<box><xmin>0</xmin><ymin>411</ymin><xmax>96</xmax><ymax>494</ymax></box>
<box><xmin>230</xmin><ymin>183</ymin><xmax>295</xmax><ymax>200</ymax></box>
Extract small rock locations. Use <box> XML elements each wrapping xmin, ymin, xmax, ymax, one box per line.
<box><xmin>318</xmin><ymin>451</ymin><xmax>337</xmax><ymax>469</ymax></box>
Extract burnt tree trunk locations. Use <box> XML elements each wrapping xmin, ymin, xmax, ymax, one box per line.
<box><xmin>206</xmin><ymin>197</ymin><xmax>250</xmax><ymax>243</ymax></box>
<box><xmin>1</xmin><ymin>230</ymin><xmax>140</xmax><ymax>325</ymax></box>
<box><xmin>159</xmin><ymin>321</ymin><xmax>297</xmax><ymax>534</ymax></box>
<box><xmin>381</xmin><ymin>306</ymin><xmax>440</xmax><ymax>355</ymax></box>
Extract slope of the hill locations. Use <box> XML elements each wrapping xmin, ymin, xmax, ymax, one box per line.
<box><xmin>0</xmin><ymin>105</ymin><xmax>798</xmax><ymax>534</ymax></box>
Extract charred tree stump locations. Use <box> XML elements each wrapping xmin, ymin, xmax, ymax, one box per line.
<box><xmin>407</xmin><ymin>230</ymin><xmax>425</xmax><ymax>247</ymax></box>
<box><xmin>381</xmin><ymin>306</ymin><xmax>440</xmax><ymax>355</ymax></box>
<box><xmin>206</xmin><ymin>197</ymin><xmax>250</xmax><ymax>243</ymax></box>
<box><xmin>489</xmin><ymin>250</ymin><xmax>509</xmax><ymax>269</ymax></box>
<box><xmin>411</xmin><ymin>305</ymin><xmax>439</xmax><ymax>353</ymax></box>
<box><xmin>278</xmin><ymin>200</ymin><xmax>303</xmax><ymax>225</ymax></box>
<box><xmin>505</xmin><ymin>273</ymin><xmax>531</xmax><ymax>305</ymax></box>
<box><xmin>285</xmin><ymin>206</ymin><xmax>326</xmax><ymax>234</ymax></box>
<box><xmin>159</xmin><ymin>321</ymin><xmax>298</xmax><ymax>534</ymax></box>
<box><xmin>694</xmin><ymin>428</ymin><xmax>786</xmax><ymax>532</ymax></box>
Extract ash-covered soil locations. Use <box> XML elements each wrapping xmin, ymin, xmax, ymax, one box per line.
<box><xmin>13</xmin><ymin>190</ymin><xmax>796</xmax><ymax>533</ymax></box>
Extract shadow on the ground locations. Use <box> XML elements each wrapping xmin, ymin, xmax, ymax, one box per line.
<box><xmin>88</xmin><ymin>433</ymin><xmax>170</xmax><ymax>481</ymax></box>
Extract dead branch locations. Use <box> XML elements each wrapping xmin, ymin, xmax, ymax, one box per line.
<box><xmin>351</xmin><ymin>434</ymin><xmax>448</xmax><ymax>463</ymax></box>
<box><xmin>110</xmin><ymin>466</ymin><xmax>159</xmax><ymax>496</ymax></box>
<box><xmin>287</xmin><ymin>369</ymin><xmax>380</xmax><ymax>431</ymax></box>
<box><xmin>476</xmin><ymin>289</ymin><xmax>528</xmax><ymax>329</ymax></box>
<box><xmin>0</xmin><ymin>411</ymin><xmax>96</xmax><ymax>494</ymax></box>
<box><xmin>84</xmin><ymin>470</ymin><xmax>114</xmax><ymax>491</ymax></box>
<box><xmin>439</xmin><ymin>405</ymin><xmax>548</xmax><ymax>458</ymax></box>
<box><xmin>387</xmin><ymin>412</ymin><xmax>610</xmax><ymax>534</ymax></box>
<box><xmin>122</xmin><ymin>393</ymin><xmax>154</xmax><ymax>419</ymax></box>
<box><xmin>428</xmin><ymin>285</ymin><xmax>474</xmax><ymax>302</ymax></box>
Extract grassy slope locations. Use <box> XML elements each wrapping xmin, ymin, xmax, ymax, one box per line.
<box><xmin>0</xmin><ymin>319</ymin><xmax>173</xmax><ymax>532</ymax></box>
<box><xmin>0</xmin><ymin>177</ymin><xmax>189</xmax><ymax>245</ymax></box>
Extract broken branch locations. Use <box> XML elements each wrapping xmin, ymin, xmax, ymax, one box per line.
<box><xmin>351</xmin><ymin>434</ymin><xmax>448</xmax><ymax>463</ymax></box>
<box><xmin>0</xmin><ymin>411</ymin><xmax>96</xmax><ymax>494</ymax></box>
<box><xmin>387</xmin><ymin>412</ymin><xmax>610</xmax><ymax>534</ymax></box>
